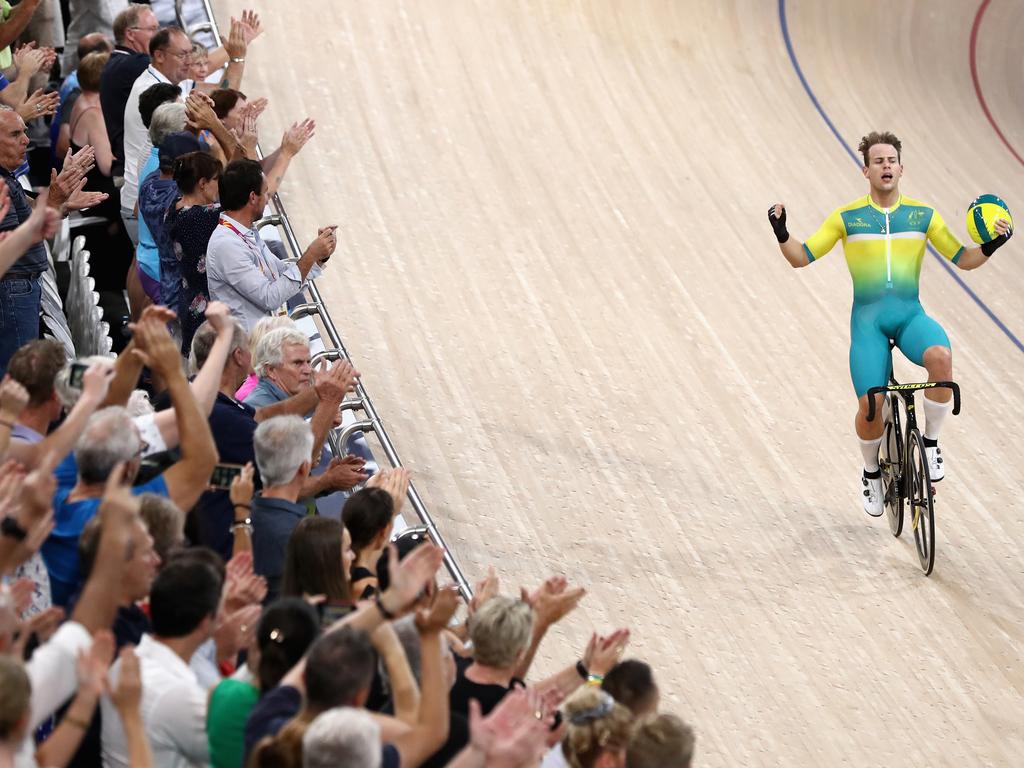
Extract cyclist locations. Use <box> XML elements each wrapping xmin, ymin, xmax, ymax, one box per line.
<box><xmin>768</xmin><ymin>131</ymin><xmax>1011</xmax><ymax>516</ymax></box>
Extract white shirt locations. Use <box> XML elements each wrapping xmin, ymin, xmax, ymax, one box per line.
<box><xmin>15</xmin><ymin>621</ymin><xmax>93</xmax><ymax>767</ymax></box>
<box><xmin>120</xmin><ymin>66</ymin><xmax>193</xmax><ymax>211</ymax></box>
<box><xmin>207</xmin><ymin>213</ymin><xmax>322</xmax><ymax>331</ymax></box>
<box><xmin>100</xmin><ymin>634</ymin><xmax>210</xmax><ymax>768</ymax></box>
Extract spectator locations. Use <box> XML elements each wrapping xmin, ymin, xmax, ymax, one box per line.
<box><xmin>138</xmin><ymin>492</ymin><xmax>185</xmax><ymax>564</ymax></box>
<box><xmin>63</xmin><ymin>0</ymin><xmax>120</xmax><ymax>73</ymax></box>
<box><xmin>100</xmin><ymin>3</ymin><xmax>160</xmax><ymax>184</ymax></box>
<box><xmin>41</xmin><ymin>316</ymin><xmax>218</xmax><ymax>606</ymax></box>
<box><xmin>280</xmin><ymin>516</ymin><xmax>356</xmax><ymax>625</ymax></box>
<box><xmin>302</xmin><ymin>708</ymin><xmax>382</xmax><ymax>768</ymax></box>
<box><xmin>207</xmin><ymin>159</ymin><xmax>336</xmax><ymax>331</ymax></box>
<box><xmin>0</xmin><ymin>655</ymin><xmax>31</xmax><ymax>762</ymax></box>
<box><xmin>559</xmin><ymin>687</ymin><xmax>632</xmax><ymax>768</ymax></box>
<box><xmin>67</xmin><ymin>50</ymin><xmax>136</xmax><ymax>297</ymax></box>
<box><xmin>602</xmin><ymin>660</ymin><xmax>659</xmax><ymax>717</ymax></box>
<box><xmin>187</xmin><ymin>319</ymin><xmax>358</xmax><ymax>559</ymax></box>
<box><xmin>100</xmin><ymin>559</ymin><xmax>222</xmax><ymax>767</ymax></box>
<box><xmin>626</xmin><ymin>714</ymin><xmax>695</xmax><ymax>768</ymax></box>
<box><xmin>135</xmin><ymin>107</ymin><xmax>188</xmax><ymax>305</ymax></box>
<box><xmin>0</xmin><ymin>110</ymin><xmax>104</xmax><ymax>373</ymax></box>
<box><xmin>343</xmin><ymin>487</ymin><xmax>396</xmax><ymax>599</ymax></box>
<box><xmin>189</xmin><ymin>40</ymin><xmax>210</xmax><ymax>82</ymax></box>
<box><xmin>168</xmin><ymin>150</ymin><xmax>223</xmax><ymax>351</ymax></box>
<box><xmin>207</xmin><ymin>597</ymin><xmax>320</xmax><ymax>768</ymax></box>
<box><xmin>235</xmin><ymin>315</ymin><xmax>296</xmax><ymax>400</ymax></box>
<box><xmin>140</xmin><ymin>129</ymin><xmax>198</xmax><ymax>314</ymax></box>
<box><xmin>54</xmin><ymin>33</ymin><xmax>113</xmax><ymax>161</ymax></box>
<box><xmin>3</xmin><ymin>45</ymin><xmax>59</xmax><ymax>120</ymax></box>
<box><xmin>250</xmin><ymin>415</ymin><xmax>316</xmax><ymax>600</ymax></box>
<box><xmin>121</xmin><ymin>21</ymin><xmax>250</xmax><ymax>237</ymax></box>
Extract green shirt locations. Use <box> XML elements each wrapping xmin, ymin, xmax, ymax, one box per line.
<box><xmin>207</xmin><ymin>677</ymin><xmax>259</xmax><ymax>768</ymax></box>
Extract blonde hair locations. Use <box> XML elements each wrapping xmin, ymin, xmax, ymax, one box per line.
<box><xmin>468</xmin><ymin>596</ymin><xmax>534</xmax><ymax>669</ymax></box>
<box><xmin>626</xmin><ymin>713</ymin><xmax>694</xmax><ymax>768</ymax></box>
<box><xmin>561</xmin><ymin>687</ymin><xmax>633</xmax><ymax>768</ymax></box>
<box><xmin>249</xmin><ymin>315</ymin><xmax>298</xmax><ymax>358</ymax></box>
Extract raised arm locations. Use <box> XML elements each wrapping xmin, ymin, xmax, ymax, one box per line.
<box><xmin>371</xmin><ymin>622</ymin><xmax>420</xmax><ymax>726</ymax></box>
<box><xmin>264</xmin><ymin>120</ymin><xmax>315</xmax><ymax>196</ymax></box>
<box><xmin>768</xmin><ymin>203</ymin><xmax>810</xmax><ymax>268</ymax></box>
<box><xmin>513</xmin><ymin>576</ymin><xmax>585</xmax><ymax>681</ymax></box>
<box><xmin>389</xmin><ymin>587</ymin><xmax>459</xmax><ymax>766</ymax></box>
<box><xmin>138</xmin><ymin>323</ymin><xmax>218</xmax><ymax>511</ymax></box>
<box><xmin>0</xmin><ymin>0</ymin><xmax>42</xmax><ymax>51</ymax></box>
<box><xmin>205</xmin><ymin>11</ymin><xmax>261</xmax><ymax>80</ymax></box>
<box><xmin>7</xmin><ymin>361</ymin><xmax>113</xmax><ymax>470</ymax></box>
<box><xmin>0</xmin><ymin>185</ymin><xmax>60</xmax><ymax>280</ymax></box>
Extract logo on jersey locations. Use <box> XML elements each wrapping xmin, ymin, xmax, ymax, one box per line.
<box><xmin>847</xmin><ymin>216</ymin><xmax>872</xmax><ymax>229</ymax></box>
<box><xmin>907</xmin><ymin>210</ymin><xmax>927</xmax><ymax>228</ymax></box>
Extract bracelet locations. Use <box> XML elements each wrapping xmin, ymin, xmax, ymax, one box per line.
<box><xmin>64</xmin><ymin>713</ymin><xmax>91</xmax><ymax>730</ymax></box>
<box><xmin>230</xmin><ymin>522</ymin><xmax>253</xmax><ymax>535</ymax></box>
<box><xmin>233</xmin><ymin>516</ymin><xmax>252</xmax><ymax>526</ymax></box>
<box><xmin>375</xmin><ymin>593</ymin><xmax>398</xmax><ymax>620</ymax></box>
<box><xmin>230</xmin><ymin>56</ymin><xmax>245</xmax><ymax>63</ymax></box>
<box><xmin>575</xmin><ymin>660</ymin><xmax>589</xmax><ymax>680</ymax></box>
<box><xmin>585</xmin><ymin>673</ymin><xmax>604</xmax><ymax>686</ymax></box>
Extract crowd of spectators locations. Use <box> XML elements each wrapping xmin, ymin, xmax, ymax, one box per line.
<box><xmin>0</xmin><ymin>2</ymin><xmax>696</xmax><ymax>767</ymax></box>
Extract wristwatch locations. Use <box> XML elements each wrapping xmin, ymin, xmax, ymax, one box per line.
<box><xmin>1</xmin><ymin>516</ymin><xmax>27</xmax><ymax>541</ymax></box>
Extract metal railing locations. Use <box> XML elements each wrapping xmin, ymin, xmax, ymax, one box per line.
<box><xmin>183</xmin><ymin>0</ymin><xmax>472</xmax><ymax>599</ymax></box>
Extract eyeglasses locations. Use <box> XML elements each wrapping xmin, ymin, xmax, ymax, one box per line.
<box><xmin>162</xmin><ymin>48</ymin><xmax>192</xmax><ymax>60</ymax></box>
<box><xmin>134</xmin><ymin>439</ymin><xmax>150</xmax><ymax>458</ymax></box>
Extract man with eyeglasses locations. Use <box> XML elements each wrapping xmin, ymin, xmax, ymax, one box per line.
<box><xmin>100</xmin><ymin>4</ymin><xmax>160</xmax><ymax>191</ymax></box>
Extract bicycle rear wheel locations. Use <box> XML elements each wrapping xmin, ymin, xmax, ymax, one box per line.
<box><xmin>880</xmin><ymin>395</ymin><xmax>905</xmax><ymax>537</ymax></box>
<box><xmin>906</xmin><ymin>429</ymin><xmax>936</xmax><ymax>574</ymax></box>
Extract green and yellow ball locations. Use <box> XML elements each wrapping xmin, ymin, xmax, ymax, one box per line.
<box><xmin>966</xmin><ymin>194</ymin><xmax>1012</xmax><ymax>244</ymax></box>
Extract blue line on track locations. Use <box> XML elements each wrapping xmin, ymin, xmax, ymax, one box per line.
<box><xmin>777</xmin><ymin>0</ymin><xmax>1024</xmax><ymax>355</ymax></box>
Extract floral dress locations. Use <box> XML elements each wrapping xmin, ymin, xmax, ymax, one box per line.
<box><xmin>166</xmin><ymin>201</ymin><xmax>221</xmax><ymax>355</ymax></box>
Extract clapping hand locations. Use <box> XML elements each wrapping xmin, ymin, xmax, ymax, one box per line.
<box><xmin>366</xmin><ymin>467</ymin><xmax>411</xmax><ymax>514</ymax></box>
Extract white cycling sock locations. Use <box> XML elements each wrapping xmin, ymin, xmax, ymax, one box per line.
<box><xmin>923</xmin><ymin>397</ymin><xmax>954</xmax><ymax>441</ymax></box>
<box><xmin>859</xmin><ymin>436</ymin><xmax>883</xmax><ymax>473</ymax></box>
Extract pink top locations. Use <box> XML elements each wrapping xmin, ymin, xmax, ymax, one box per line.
<box><xmin>235</xmin><ymin>373</ymin><xmax>259</xmax><ymax>401</ymax></box>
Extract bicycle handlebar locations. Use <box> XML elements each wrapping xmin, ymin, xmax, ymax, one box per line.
<box><xmin>865</xmin><ymin>381</ymin><xmax>961</xmax><ymax>422</ymax></box>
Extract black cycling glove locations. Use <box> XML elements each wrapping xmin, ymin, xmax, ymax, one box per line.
<box><xmin>981</xmin><ymin>227</ymin><xmax>1012</xmax><ymax>257</ymax></box>
<box><xmin>768</xmin><ymin>205</ymin><xmax>789</xmax><ymax>244</ymax></box>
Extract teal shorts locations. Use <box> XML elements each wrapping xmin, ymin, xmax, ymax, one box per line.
<box><xmin>849</xmin><ymin>296</ymin><xmax>950</xmax><ymax>397</ymax></box>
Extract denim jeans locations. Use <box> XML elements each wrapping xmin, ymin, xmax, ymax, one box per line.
<box><xmin>0</xmin><ymin>276</ymin><xmax>42</xmax><ymax>375</ymax></box>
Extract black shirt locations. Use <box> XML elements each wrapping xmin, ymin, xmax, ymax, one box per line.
<box><xmin>99</xmin><ymin>47</ymin><xmax>150</xmax><ymax>177</ymax></box>
<box><xmin>192</xmin><ymin>392</ymin><xmax>260</xmax><ymax>559</ymax></box>
<box><xmin>448</xmin><ymin>654</ymin><xmax>524</xmax><ymax>719</ymax></box>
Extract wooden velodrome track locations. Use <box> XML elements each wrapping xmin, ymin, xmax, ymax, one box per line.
<box><xmin>215</xmin><ymin>1</ymin><xmax>1023</xmax><ymax>764</ymax></box>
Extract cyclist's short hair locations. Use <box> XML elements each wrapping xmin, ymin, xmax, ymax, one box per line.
<box><xmin>858</xmin><ymin>131</ymin><xmax>902</xmax><ymax>167</ymax></box>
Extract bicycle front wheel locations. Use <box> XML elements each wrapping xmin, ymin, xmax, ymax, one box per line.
<box><xmin>906</xmin><ymin>429</ymin><xmax>936</xmax><ymax>575</ymax></box>
<box><xmin>880</xmin><ymin>395</ymin><xmax>905</xmax><ymax>537</ymax></box>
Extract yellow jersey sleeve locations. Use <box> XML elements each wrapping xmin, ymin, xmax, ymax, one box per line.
<box><xmin>802</xmin><ymin>209</ymin><xmax>844</xmax><ymax>263</ymax></box>
<box><xmin>926</xmin><ymin>209</ymin><xmax>966</xmax><ymax>263</ymax></box>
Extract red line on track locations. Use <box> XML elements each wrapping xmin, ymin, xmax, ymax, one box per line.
<box><xmin>970</xmin><ymin>0</ymin><xmax>1024</xmax><ymax>168</ymax></box>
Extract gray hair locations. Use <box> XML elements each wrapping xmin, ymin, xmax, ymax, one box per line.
<box><xmin>252</xmin><ymin>326</ymin><xmax>310</xmax><ymax>378</ymax></box>
<box><xmin>253</xmin><ymin>415</ymin><xmax>313</xmax><ymax>487</ymax></box>
<box><xmin>55</xmin><ymin>356</ymin><xmax>113</xmax><ymax>408</ymax></box>
<box><xmin>148</xmin><ymin>102</ymin><xmax>186</xmax><ymax>146</ymax></box>
<box><xmin>302</xmin><ymin>707</ymin><xmax>381</xmax><ymax>768</ymax></box>
<box><xmin>76</xmin><ymin>407</ymin><xmax>141</xmax><ymax>484</ymax></box>
<box><xmin>189</xmin><ymin>317</ymin><xmax>247</xmax><ymax>374</ymax></box>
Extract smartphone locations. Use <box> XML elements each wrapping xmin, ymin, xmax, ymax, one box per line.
<box><xmin>209</xmin><ymin>463</ymin><xmax>244</xmax><ymax>490</ymax></box>
<box><xmin>68</xmin><ymin>362</ymin><xmax>89</xmax><ymax>389</ymax></box>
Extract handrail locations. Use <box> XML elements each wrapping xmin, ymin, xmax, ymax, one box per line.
<box><xmin>187</xmin><ymin>0</ymin><xmax>473</xmax><ymax>600</ymax></box>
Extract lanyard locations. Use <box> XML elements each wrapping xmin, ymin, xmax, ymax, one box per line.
<box><xmin>219</xmin><ymin>216</ymin><xmax>279</xmax><ymax>281</ymax></box>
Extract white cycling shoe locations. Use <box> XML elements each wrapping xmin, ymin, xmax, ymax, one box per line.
<box><xmin>861</xmin><ymin>472</ymin><xmax>883</xmax><ymax>517</ymax></box>
<box><xmin>925</xmin><ymin>444</ymin><xmax>944</xmax><ymax>482</ymax></box>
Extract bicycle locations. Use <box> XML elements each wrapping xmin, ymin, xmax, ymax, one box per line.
<box><xmin>866</xmin><ymin>350</ymin><xmax>961</xmax><ymax>575</ymax></box>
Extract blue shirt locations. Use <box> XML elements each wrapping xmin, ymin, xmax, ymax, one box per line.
<box><xmin>0</xmin><ymin>168</ymin><xmax>48</xmax><ymax>277</ymax></box>
<box><xmin>135</xmin><ymin>152</ymin><xmax>162</xmax><ymax>281</ymax></box>
<box><xmin>251</xmin><ymin>495</ymin><xmax>307</xmax><ymax>601</ymax></box>
<box><xmin>138</xmin><ymin>164</ymin><xmax>181</xmax><ymax>305</ymax></box>
<box><xmin>42</xmin><ymin>474</ymin><xmax>169</xmax><ymax>607</ymax></box>
<box><xmin>242</xmin><ymin>378</ymin><xmax>289</xmax><ymax>409</ymax></box>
